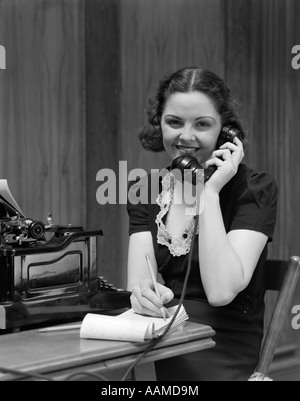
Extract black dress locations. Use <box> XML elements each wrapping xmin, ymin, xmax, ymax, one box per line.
<box><xmin>127</xmin><ymin>164</ymin><xmax>278</xmax><ymax>381</ymax></box>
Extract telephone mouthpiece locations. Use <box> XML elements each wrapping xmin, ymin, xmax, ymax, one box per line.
<box><xmin>171</xmin><ymin>155</ymin><xmax>217</xmax><ymax>184</ymax></box>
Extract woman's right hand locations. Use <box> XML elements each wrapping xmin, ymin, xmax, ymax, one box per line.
<box><xmin>130</xmin><ymin>279</ymin><xmax>174</xmax><ymax>318</ymax></box>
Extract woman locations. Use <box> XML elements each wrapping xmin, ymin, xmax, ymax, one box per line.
<box><xmin>126</xmin><ymin>67</ymin><xmax>278</xmax><ymax>381</ymax></box>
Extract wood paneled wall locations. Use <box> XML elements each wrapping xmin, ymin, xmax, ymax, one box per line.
<box><xmin>225</xmin><ymin>0</ymin><xmax>300</xmax><ymax>261</ymax></box>
<box><xmin>0</xmin><ymin>0</ymin><xmax>86</xmax><ymax>226</ymax></box>
<box><xmin>85</xmin><ymin>0</ymin><xmax>122</xmax><ymax>285</ymax></box>
<box><xmin>119</xmin><ymin>0</ymin><xmax>226</xmax><ymax>173</ymax></box>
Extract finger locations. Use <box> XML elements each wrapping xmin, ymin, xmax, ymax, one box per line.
<box><xmin>130</xmin><ymin>289</ymin><xmax>160</xmax><ymax>315</ymax></box>
<box><xmin>133</xmin><ymin>286</ymin><xmax>164</xmax><ymax>316</ymax></box>
<box><xmin>157</xmin><ymin>283</ymin><xmax>174</xmax><ymax>304</ymax></box>
<box><xmin>131</xmin><ymin>294</ymin><xmax>163</xmax><ymax>317</ymax></box>
<box><xmin>142</xmin><ymin>288</ymin><xmax>163</xmax><ymax>309</ymax></box>
<box><xmin>131</xmin><ymin>280</ymin><xmax>169</xmax><ymax>314</ymax></box>
<box><xmin>232</xmin><ymin>138</ymin><xmax>244</xmax><ymax>159</ymax></box>
<box><xmin>228</xmin><ymin>139</ymin><xmax>244</xmax><ymax>163</ymax></box>
<box><xmin>218</xmin><ymin>142</ymin><xmax>238</xmax><ymax>151</ymax></box>
<box><xmin>130</xmin><ymin>292</ymin><xmax>143</xmax><ymax>314</ymax></box>
<box><xmin>217</xmin><ymin>143</ymin><xmax>244</xmax><ymax>163</ymax></box>
<box><xmin>131</xmin><ymin>283</ymin><xmax>157</xmax><ymax>309</ymax></box>
<box><xmin>219</xmin><ymin>138</ymin><xmax>244</xmax><ymax>154</ymax></box>
<box><xmin>132</xmin><ymin>280</ymin><xmax>162</xmax><ymax>306</ymax></box>
<box><xmin>130</xmin><ymin>286</ymin><xmax>144</xmax><ymax>311</ymax></box>
<box><xmin>233</xmin><ymin>136</ymin><xmax>243</xmax><ymax>147</ymax></box>
<box><xmin>205</xmin><ymin>157</ymin><xmax>223</xmax><ymax>168</ymax></box>
<box><xmin>212</xmin><ymin>149</ymin><xmax>232</xmax><ymax>160</ymax></box>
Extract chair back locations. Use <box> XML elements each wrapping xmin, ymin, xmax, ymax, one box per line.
<box><xmin>254</xmin><ymin>256</ymin><xmax>300</xmax><ymax>378</ymax></box>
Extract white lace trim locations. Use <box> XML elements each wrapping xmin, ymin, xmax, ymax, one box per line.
<box><xmin>155</xmin><ymin>172</ymin><xmax>199</xmax><ymax>257</ymax></box>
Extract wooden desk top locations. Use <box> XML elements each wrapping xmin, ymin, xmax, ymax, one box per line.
<box><xmin>0</xmin><ymin>321</ymin><xmax>215</xmax><ymax>381</ymax></box>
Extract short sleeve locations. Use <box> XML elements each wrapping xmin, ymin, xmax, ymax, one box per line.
<box><xmin>229</xmin><ymin>171</ymin><xmax>278</xmax><ymax>241</ymax></box>
<box><xmin>127</xmin><ymin>176</ymin><xmax>150</xmax><ymax>235</ymax></box>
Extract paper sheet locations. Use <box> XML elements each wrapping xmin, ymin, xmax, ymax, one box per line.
<box><xmin>0</xmin><ymin>179</ymin><xmax>25</xmax><ymax>216</ymax></box>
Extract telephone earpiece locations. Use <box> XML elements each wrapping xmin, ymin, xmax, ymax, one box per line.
<box><xmin>171</xmin><ymin>124</ymin><xmax>242</xmax><ymax>184</ymax></box>
<box><xmin>215</xmin><ymin>124</ymin><xmax>241</xmax><ymax>149</ymax></box>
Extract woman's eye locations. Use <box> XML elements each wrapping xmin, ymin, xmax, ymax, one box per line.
<box><xmin>196</xmin><ymin>121</ymin><xmax>211</xmax><ymax>128</ymax></box>
<box><xmin>166</xmin><ymin>119</ymin><xmax>182</xmax><ymax>127</ymax></box>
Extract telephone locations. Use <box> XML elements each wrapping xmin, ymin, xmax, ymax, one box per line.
<box><xmin>171</xmin><ymin>124</ymin><xmax>242</xmax><ymax>184</ymax></box>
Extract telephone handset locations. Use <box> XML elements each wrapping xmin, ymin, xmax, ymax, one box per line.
<box><xmin>171</xmin><ymin>124</ymin><xmax>242</xmax><ymax>184</ymax></box>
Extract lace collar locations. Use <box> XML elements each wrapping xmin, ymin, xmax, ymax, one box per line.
<box><xmin>155</xmin><ymin>172</ymin><xmax>199</xmax><ymax>257</ymax></box>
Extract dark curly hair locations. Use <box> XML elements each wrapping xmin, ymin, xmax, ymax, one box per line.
<box><xmin>138</xmin><ymin>67</ymin><xmax>246</xmax><ymax>152</ymax></box>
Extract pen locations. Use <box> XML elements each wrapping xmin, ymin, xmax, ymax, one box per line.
<box><xmin>145</xmin><ymin>253</ymin><xmax>167</xmax><ymax>321</ymax></box>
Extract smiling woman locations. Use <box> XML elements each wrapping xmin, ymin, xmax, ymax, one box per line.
<box><xmin>138</xmin><ymin>68</ymin><xmax>246</xmax><ymax>154</ymax></box>
<box><xmin>127</xmin><ymin>67</ymin><xmax>278</xmax><ymax>381</ymax></box>
<box><xmin>161</xmin><ymin>91</ymin><xmax>221</xmax><ymax>164</ymax></box>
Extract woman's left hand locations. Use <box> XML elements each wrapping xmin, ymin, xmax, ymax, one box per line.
<box><xmin>204</xmin><ymin>137</ymin><xmax>244</xmax><ymax>193</ymax></box>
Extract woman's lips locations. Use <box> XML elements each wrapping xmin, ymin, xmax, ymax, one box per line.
<box><xmin>175</xmin><ymin>145</ymin><xmax>200</xmax><ymax>154</ymax></box>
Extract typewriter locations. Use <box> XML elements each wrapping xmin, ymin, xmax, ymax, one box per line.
<box><xmin>0</xmin><ymin>185</ymin><xmax>131</xmax><ymax>332</ymax></box>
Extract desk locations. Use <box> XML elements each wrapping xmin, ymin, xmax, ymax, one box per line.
<box><xmin>0</xmin><ymin>322</ymin><xmax>215</xmax><ymax>381</ymax></box>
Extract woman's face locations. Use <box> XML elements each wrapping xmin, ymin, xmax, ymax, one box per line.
<box><xmin>161</xmin><ymin>91</ymin><xmax>222</xmax><ymax>165</ymax></box>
